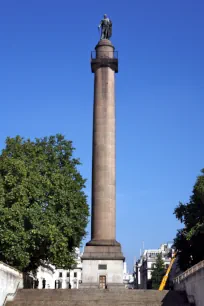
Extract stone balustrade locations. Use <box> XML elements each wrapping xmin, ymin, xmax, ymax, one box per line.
<box><xmin>174</xmin><ymin>260</ymin><xmax>204</xmax><ymax>306</ymax></box>
<box><xmin>0</xmin><ymin>261</ymin><xmax>23</xmax><ymax>306</ymax></box>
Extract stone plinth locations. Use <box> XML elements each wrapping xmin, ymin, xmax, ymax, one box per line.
<box><xmin>82</xmin><ymin>260</ymin><xmax>124</xmax><ymax>288</ymax></box>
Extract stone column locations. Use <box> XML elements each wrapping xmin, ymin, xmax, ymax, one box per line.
<box><xmin>91</xmin><ymin>39</ymin><xmax>116</xmax><ymax>243</ymax></box>
<box><xmin>81</xmin><ymin>40</ymin><xmax>124</xmax><ymax>288</ymax></box>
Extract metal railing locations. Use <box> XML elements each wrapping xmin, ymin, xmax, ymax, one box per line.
<box><xmin>91</xmin><ymin>51</ymin><xmax>118</xmax><ymax>59</ymax></box>
<box><xmin>3</xmin><ymin>281</ymin><xmax>21</xmax><ymax>306</ymax></box>
<box><xmin>174</xmin><ymin>260</ymin><xmax>204</xmax><ymax>284</ymax></box>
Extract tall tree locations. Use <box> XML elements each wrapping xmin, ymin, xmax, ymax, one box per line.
<box><xmin>174</xmin><ymin>169</ymin><xmax>204</xmax><ymax>271</ymax></box>
<box><xmin>151</xmin><ymin>253</ymin><xmax>166</xmax><ymax>289</ymax></box>
<box><xmin>0</xmin><ymin>135</ymin><xmax>89</xmax><ymax>271</ymax></box>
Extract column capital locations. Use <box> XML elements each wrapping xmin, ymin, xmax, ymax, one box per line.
<box><xmin>91</xmin><ymin>39</ymin><xmax>118</xmax><ymax>73</ymax></box>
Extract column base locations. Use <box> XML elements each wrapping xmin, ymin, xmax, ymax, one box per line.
<box><xmin>82</xmin><ymin>240</ymin><xmax>124</xmax><ymax>260</ymax></box>
<box><xmin>86</xmin><ymin>239</ymin><xmax>121</xmax><ymax>247</ymax></box>
<box><xmin>81</xmin><ymin>240</ymin><xmax>125</xmax><ymax>287</ymax></box>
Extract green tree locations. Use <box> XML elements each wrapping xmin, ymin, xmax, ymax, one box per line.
<box><xmin>151</xmin><ymin>253</ymin><xmax>166</xmax><ymax>289</ymax></box>
<box><xmin>174</xmin><ymin>169</ymin><xmax>204</xmax><ymax>271</ymax></box>
<box><xmin>0</xmin><ymin>134</ymin><xmax>89</xmax><ymax>272</ymax></box>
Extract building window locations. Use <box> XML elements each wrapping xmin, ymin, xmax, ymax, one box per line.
<box><xmin>67</xmin><ymin>272</ymin><xmax>70</xmax><ymax>277</ymax></box>
<box><xmin>59</xmin><ymin>272</ymin><xmax>62</xmax><ymax>278</ymax></box>
<box><xmin>98</xmin><ymin>264</ymin><xmax>107</xmax><ymax>270</ymax></box>
<box><xmin>74</xmin><ymin>272</ymin><xmax>77</xmax><ymax>278</ymax></box>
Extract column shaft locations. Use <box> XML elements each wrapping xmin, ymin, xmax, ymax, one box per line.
<box><xmin>91</xmin><ymin>65</ymin><xmax>116</xmax><ymax>241</ymax></box>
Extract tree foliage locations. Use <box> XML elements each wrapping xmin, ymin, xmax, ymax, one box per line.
<box><xmin>151</xmin><ymin>253</ymin><xmax>166</xmax><ymax>289</ymax></box>
<box><xmin>174</xmin><ymin>169</ymin><xmax>204</xmax><ymax>271</ymax></box>
<box><xmin>0</xmin><ymin>135</ymin><xmax>89</xmax><ymax>271</ymax></box>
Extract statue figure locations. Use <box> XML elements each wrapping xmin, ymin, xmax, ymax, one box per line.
<box><xmin>98</xmin><ymin>14</ymin><xmax>112</xmax><ymax>40</ymax></box>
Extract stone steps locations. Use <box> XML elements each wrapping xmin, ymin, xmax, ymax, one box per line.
<box><xmin>6</xmin><ymin>300</ymin><xmax>189</xmax><ymax>306</ymax></box>
<box><xmin>10</xmin><ymin>289</ymin><xmax>175</xmax><ymax>297</ymax></box>
<box><xmin>6</xmin><ymin>289</ymin><xmax>190</xmax><ymax>306</ymax></box>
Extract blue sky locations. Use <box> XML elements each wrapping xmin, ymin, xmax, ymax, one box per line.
<box><xmin>0</xmin><ymin>0</ymin><xmax>204</xmax><ymax>271</ymax></box>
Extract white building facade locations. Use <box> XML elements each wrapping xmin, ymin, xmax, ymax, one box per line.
<box><xmin>123</xmin><ymin>262</ymin><xmax>134</xmax><ymax>288</ymax></box>
<box><xmin>135</xmin><ymin>243</ymin><xmax>174</xmax><ymax>289</ymax></box>
<box><xmin>35</xmin><ymin>248</ymin><xmax>82</xmax><ymax>289</ymax></box>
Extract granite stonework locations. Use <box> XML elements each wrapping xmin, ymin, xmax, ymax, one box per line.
<box><xmin>81</xmin><ymin>40</ymin><xmax>124</xmax><ymax>288</ymax></box>
<box><xmin>82</xmin><ymin>260</ymin><xmax>124</xmax><ymax>288</ymax></box>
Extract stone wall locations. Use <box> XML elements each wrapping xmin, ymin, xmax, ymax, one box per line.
<box><xmin>174</xmin><ymin>260</ymin><xmax>204</xmax><ymax>306</ymax></box>
<box><xmin>0</xmin><ymin>261</ymin><xmax>23</xmax><ymax>306</ymax></box>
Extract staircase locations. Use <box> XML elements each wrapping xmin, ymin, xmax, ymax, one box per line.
<box><xmin>6</xmin><ymin>289</ymin><xmax>191</xmax><ymax>306</ymax></box>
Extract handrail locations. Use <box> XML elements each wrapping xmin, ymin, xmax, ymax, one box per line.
<box><xmin>174</xmin><ymin>260</ymin><xmax>204</xmax><ymax>283</ymax></box>
<box><xmin>3</xmin><ymin>281</ymin><xmax>21</xmax><ymax>306</ymax></box>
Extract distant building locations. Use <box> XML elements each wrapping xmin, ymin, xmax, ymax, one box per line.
<box><xmin>123</xmin><ymin>262</ymin><xmax>134</xmax><ymax>288</ymax></box>
<box><xmin>35</xmin><ymin>248</ymin><xmax>82</xmax><ymax>289</ymax></box>
<box><xmin>134</xmin><ymin>243</ymin><xmax>175</xmax><ymax>289</ymax></box>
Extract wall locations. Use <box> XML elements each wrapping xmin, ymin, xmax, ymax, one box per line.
<box><xmin>174</xmin><ymin>260</ymin><xmax>204</xmax><ymax>306</ymax></box>
<box><xmin>0</xmin><ymin>261</ymin><xmax>23</xmax><ymax>306</ymax></box>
